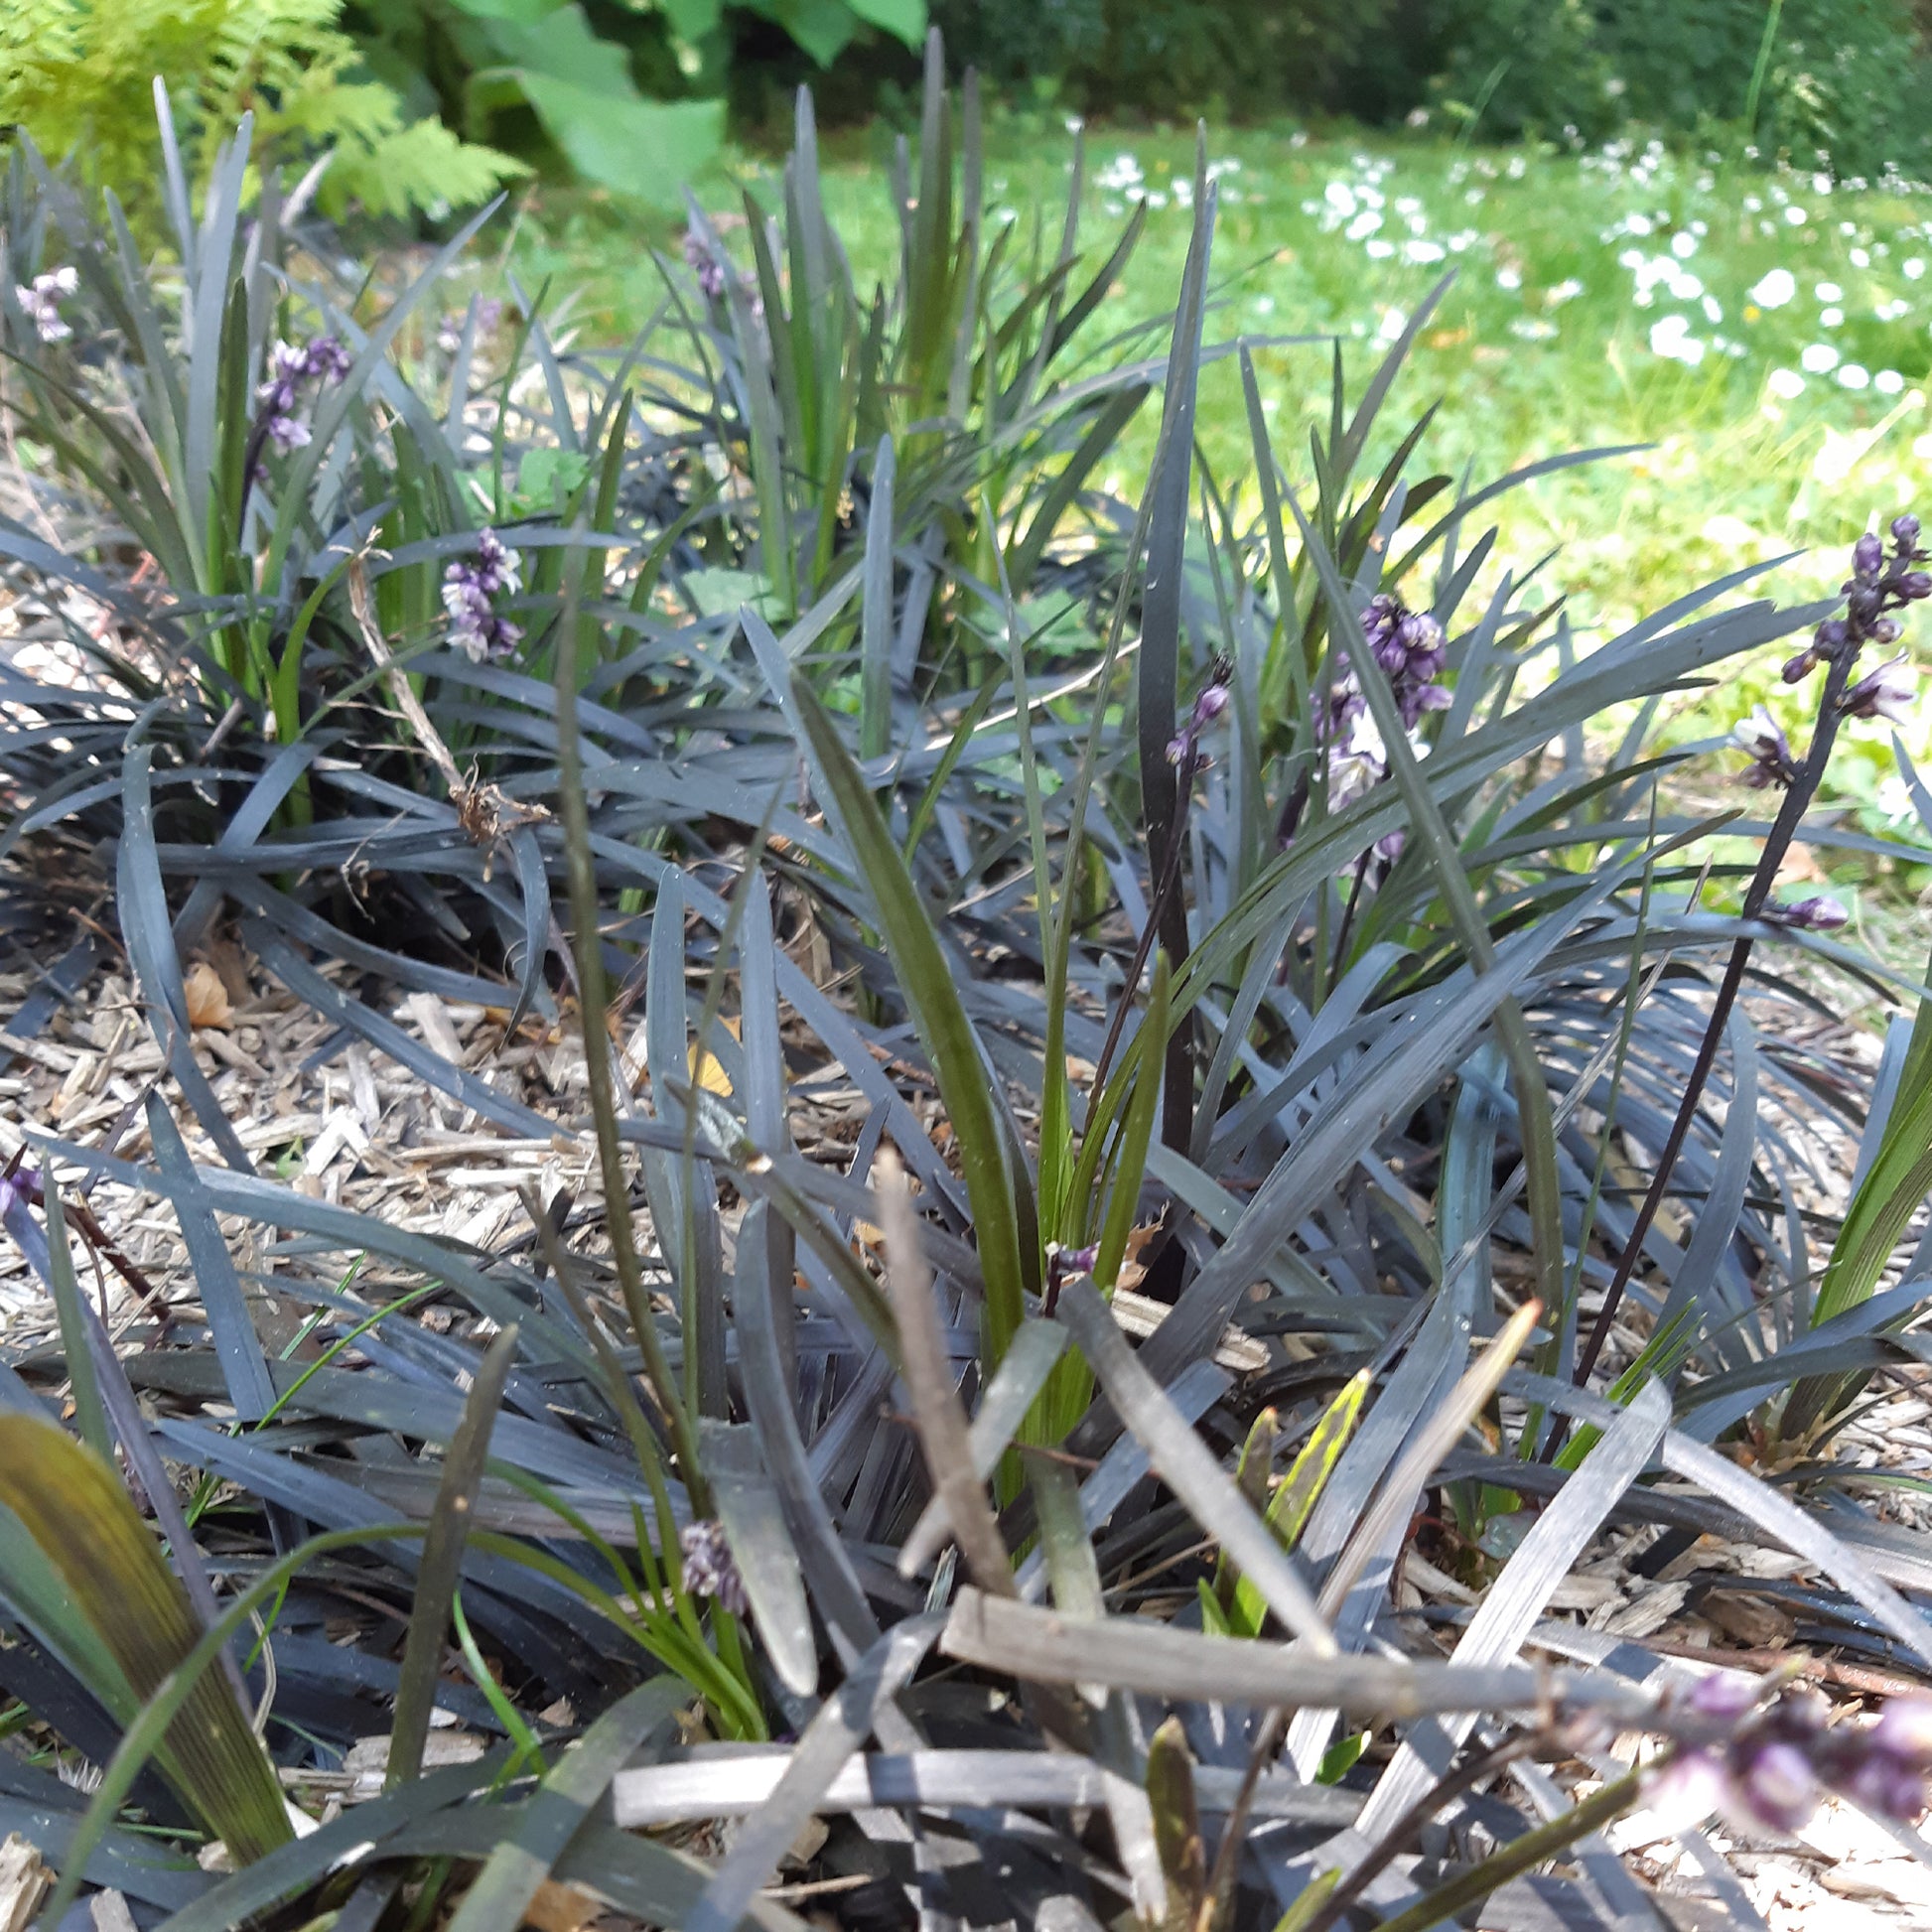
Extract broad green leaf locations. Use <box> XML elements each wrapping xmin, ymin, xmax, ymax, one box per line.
<box><xmin>513</xmin><ymin>74</ymin><xmax>724</xmax><ymax>204</ymax></box>
<box><xmin>751</xmin><ymin>0</ymin><xmax>858</xmax><ymax>66</ymax></box>
<box><xmin>0</xmin><ymin>1414</ymin><xmax>291</xmax><ymax>1863</ymax></box>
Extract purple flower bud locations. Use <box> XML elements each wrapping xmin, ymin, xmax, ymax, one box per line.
<box><xmin>1901</xmin><ymin>571</ymin><xmax>1932</xmax><ymax>601</ymax></box>
<box><xmin>1398</xmin><ymin>679</ymin><xmax>1454</xmax><ymax>730</ymax></box>
<box><xmin>266</xmin><ymin>413</ymin><xmax>311</xmax><ymax>453</ymax></box>
<box><xmin>1685</xmin><ymin>1673</ymin><xmax>1760</xmax><ymax>1723</ymax></box>
<box><xmin>1736</xmin><ymin>1740</ymin><xmax>1818</xmax><ymax>1833</ymax></box>
<box><xmin>1849</xmin><ymin>584</ymin><xmax>1883</xmax><ymax>625</ymax></box>
<box><xmin>1642</xmin><ymin>1750</ymin><xmax>1732</xmax><ymax>1834</ymax></box>
<box><xmin>1373</xmin><ymin>828</ymin><xmax>1406</xmax><ymax>864</ymax></box>
<box><xmin>1166</xmin><ymin>731</ymin><xmax>1192</xmax><ymax>765</ymax></box>
<box><xmin>304</xmin><ymin>334</ymin><xmax>351</xmax><ymax>384</ymax></box>
<box><xmin>1771</xmin><ymin>895</ymin><xmax>1850</xmax><ymax>931</ymax></box>
<box><xmin>1843</xmin><ymin>652</ymin><xmax>1913</xmax><ymax>724</ymax></box>
<box><xmin>1855</xmin><ymin>531</ymin><xmax>1886</xmax><ymax>581</ymax></box>
<box><xmin>1190</xmin><ymin>683</ymin><xmax>1231</xmax><ymax>732</ymax></box>
<box><xmin>1782</xmin><ymin>648</ymin><xmax>1818</xmax><ymax>684</ymax></box>
<box><xmin>1893</xmin><ymin>513</ymin><xmax>1921</xmax><ymax>550</ymax></box>
<box><xmin>0</xmin><ymin>1164</ymin><xmax>40</xmax><ymax>1218</ymax></box>
<box><xmin>1816</xmin><ymin>619</ymin><xmax>1850</xmax><ymax>652</ymax></box>
<box><xmin>1871</xmin><ymin>1698</ymin><xmax>1932</xmax><ymax>1767</ymax></box>
<box><xmin>679</xmin><ymin>1520</ymin><xmax>750</xmax><ymax>1616</ymax></box>
<box><xmin>1837</xmin><ymin>1749</ymin><xmax>1927</xmax><ymax>1823</ymax></box>
<box><xmin>1869</xmin><ymin>618</ymin><xmax>1902</xmax><ymax>645</ymax></box>
<box><xmin>1361</xmin><ymin>593</ymin><xmax>1403</xmax><ymax>664</ymax></box>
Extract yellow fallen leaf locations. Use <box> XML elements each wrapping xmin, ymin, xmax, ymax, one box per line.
<box><xmin>688</xmin><ymin>1014</ymin><xmax>741</xmax><ymax>1096</ymax></box>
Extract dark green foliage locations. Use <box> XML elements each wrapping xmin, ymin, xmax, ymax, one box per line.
<box><xmin>1432</xmin><ymin>0</ymin><xmax>1932</xmax><ymax>176</ymax></box>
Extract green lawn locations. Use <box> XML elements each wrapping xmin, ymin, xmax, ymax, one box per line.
<box><xmin>511</xmin><ymin>115</ymin><xmax>1932</xmax><ymax>852</ymax></box>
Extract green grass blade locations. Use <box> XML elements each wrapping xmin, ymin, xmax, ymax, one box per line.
<box><xmin>789</xmin><ymin>673</ymin><xmax>1029</xmax><ymax>1369</ymax></box>
<box><xmin>387</xmin><ymin>1323</ymin><xmax>520</xmax><ymax>1790</ymax></box>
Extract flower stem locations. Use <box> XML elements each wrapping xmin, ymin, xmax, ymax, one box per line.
<box><xmin>1368</xmin><ymin>1769</ymin><xmax>1643</xmax><ymax>1932</ymax></box>
<box><xmin>1570</xmin><ymin>645</ymin><xmax>1856</xmax><ymax>1392</ymax></box>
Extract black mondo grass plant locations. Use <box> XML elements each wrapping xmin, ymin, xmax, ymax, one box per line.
<box><xmin>8</xmin><ymin>41</ymin><xmax>1932</xmax><ymax>1932</ymax></box>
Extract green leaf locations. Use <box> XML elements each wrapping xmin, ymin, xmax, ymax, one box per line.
<box><xmin>484</xmin><ymin>6</ymin><xmax>638</xmax><ymax>91</ymax></box>
<box><xmin>749</xmin><ymin>0</ymin><xmax>858</xmax><ymax>66</ymax></box>
<box><xmin>1786</xmin><ymin>935</ymin><xmax>1932</xmax><ymax>1438</ymax></box>
<box><xmin>845</xmin><ymin>0</ymin><xmax>926</xmax><ymax>46</ymax></box>
<box><xmin>789</xmin><ymin>674</ymin><xmax>1029</xmax><ymax>1372</ymax></box>
<box><xmin>512</xmin><ymin>73</ymin><xmax>724</xmax><ymax>204</ymax></box>
<box><xmin>1228</xmin><ymin>1369</ymin><xmax>1368</xmax><ymax>1639</ymax></box>
<box><xmin>0</xmin><ymin>1414</ymin><xmax>291</xmax><ymax>1863</ymax></box>
<box><xmin>449</xmin><ymin>0</ymin><xmax>563</xmax><ymax>19</ymax></box>
<box><xmin>516</xmin><ymin>446</ymin><xmax>593</xmax><ymax>511</ymax></box>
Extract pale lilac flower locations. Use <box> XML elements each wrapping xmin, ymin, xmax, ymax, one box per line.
<box><xmin>1642</xmin><ymin>1749</ymin><xmax>1732</xmax><ymax>1833</ymax></box>
<box><xmin>1842</xmin><ymin>652</ymin><xmax>1914</xmax><ymax>723</ymax></box>
<box><xmin>679</xmin><ymin>1520</ymin><xmax>749</xmax><ymax>1615</ymax></box>
<box><xmin>1732</xmin><ymin>704</ymin><xmax>1794</xmax><ymax>787</ymax></box>
<box><xmin>1871</xmin><ymin>1697</ymin><xmax>1932</xmax><ymax>1762</ymax></box>
<box><xmin>15</xmin><ymin>265</ymin><xmax>77</xmax><ymax>344</ymax></box>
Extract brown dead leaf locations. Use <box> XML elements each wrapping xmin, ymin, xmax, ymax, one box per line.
<box><xmin>184</xmin><ymin>961</ymin><xmax>234</xmax><ymax>1031</ymax></box>
<box><xmin>522</xmin><ymin>1878</ymin><xmax>603</xmax><ymax>1932</ymax></box>
<box><xmin>1703</xmin><ymin>1590</ymin><xmax>1795</xmax><ymax>1649</ymax></box>
<box><xmin>1113</xmin><ymin>1218</ymin><xmax>1163</xmax><ymax>1295</ymax></box>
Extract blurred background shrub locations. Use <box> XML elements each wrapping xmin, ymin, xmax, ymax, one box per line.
<box><xmin>5</xmin><ymin>2</ymin><xmax>1932</xmax><ymax>217</ymax></box>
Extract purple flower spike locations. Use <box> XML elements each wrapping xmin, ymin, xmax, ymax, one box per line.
<box><xmin>443</xmin><ymin>527</ymin><xmax>524</xmax><ymax>662</ymax></box>
<box><xmin>682</xmin><ymin>229</ymin><xmax>730</xmax><ymax>302</ymax></box>
<box><xmin>679</xmin><ymin>1520</ymin><xmax>750</xmax><ymax>1616</ymax></box>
